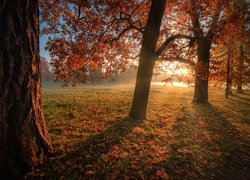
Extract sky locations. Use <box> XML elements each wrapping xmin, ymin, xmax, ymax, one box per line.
<box><xmin>40</xmin><ymin>19</ymin><xmax>51</xmax><ymax>60</ymax></box>
<box><xmin>40</xmin><ymin>35</ymin><xmax>50</xmax><ymax>60</ymax></box>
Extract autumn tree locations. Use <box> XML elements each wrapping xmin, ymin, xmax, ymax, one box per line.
<box><xmin>0</xmin><ymin>0</ymin><xmax>52</xmax><ymax>177</ymax></box>
<box><xmin>41</xmin><ymin>56</ymin><xmax>54</xmax><ymax>82</ymax></box>
<box><xmin>41</xmin><ymin>0</ymin><xmax>246</xmax><ymax>118</ymax></box>
<box><xmin>89</xmin><ymin>68</ymin><xmax>103</xmax><ymax>84</ymax></box>
<box><xmin>208</xmin><ymin>0</ymin><xmax>250</xmax><ymax>94</ymax></box>
<box><xmin>210</xmin><ymin>38</ymin><xmax>250</xmax><ymax>94</ymax></box>
<box><xmin>165</xmin><ymin>0</ymin><xmax>246</xmax><ymax>102</ymax></box>
<box><xmin>41</xmin><ymin>0</ymin><xmax>194</xmax><ymax>119</ymax></box>
<box><xmin>235</xmin><ymin>0</ymin><xmax>250</xmax><ymax>92</ymax></box>
<box><xmin>236</xmin><ymin>42</ymin><xmax>250</xmax><ymax>92</ymax></box>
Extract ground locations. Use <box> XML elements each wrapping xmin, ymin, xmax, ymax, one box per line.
<box><xmin>25</xmin><ymin>84</ymin><xmax>250</xmax><ymax>179</ymax></box>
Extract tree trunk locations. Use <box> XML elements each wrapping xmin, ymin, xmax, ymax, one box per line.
<box><xmin>226</xmin><ymin>44</ymin><xmax>232</xmax><ymax>97</ymax></box>
<box><xmin>193</xmin><ymin>37</ymin><xmax>211</xmax><ymax>103</ymax></box>
<box><xmin>129</xmin><ymin>0</ymin><xmax>167</xmax><ymax>120</ymax></box>
<box><xmin>0</xmin><ymin>0</ymin><xmax>52</xmax><ymax>177</ymax></box>
<box><xmin>237</xmin><ymin>45</ymin><xmax>244</xmax><ymax>93</ymax></box>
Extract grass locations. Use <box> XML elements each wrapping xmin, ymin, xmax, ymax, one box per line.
<box><xmin>25</xmin><ymin>85</ymin><xmax>250</xmax><ymax>179</ymax></box>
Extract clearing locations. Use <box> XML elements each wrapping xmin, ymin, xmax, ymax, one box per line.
<box><xmin>26</xmin><ymin>85</ymin><xmax>250</xmax><ymax>179</ymax></box>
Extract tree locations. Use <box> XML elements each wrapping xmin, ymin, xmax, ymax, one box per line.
<box><xmin>208</xmin><ymin>0</ymin><xmax>250</xmax><ymax>94</ymax></box>
<box><xmin>167</xmin><ymin>0</ymin><xmax>247</xmax><ymax>102</ymax></box>
<box><xmin>0</xmin><ymin>0</ymin><xmax>52</xmax><ymax>177</ymax></box>
<box><xmin>225</xmin><ymin>41</ymin><xmax>233</xmax><ymax>97</ymax></box>
<box><xmin>41</xmin><ymin>56</ymin><xmax>54</xmax><ymax>82</ymax></box>
<box><xmin>237</xmin><ymin>45</ymin><xmax>245</xmax><ymax>93</ymax></box>
<box><xmin>210</xmin><ymin>40</ymin><xmax>250</xmax><ymax>94</ymax></box>
<box><xmin>89</xmin><ymin>68</ymin><xmax>103</xmax><ymax>84</ymax></box>
<box><xmin>41</xmin><ymin>0</ymin><xmax>194</xmax><ymax>119</ymax></box>
<box><xmin>129</xmin><ymin>0</ymin><xmax>167</xmax><ymax>119</ymax></box>
<box><xmin>236</xmin><ymin>0</ymin><xmax>250</xmax><ymax>92</ymax></box>
<box><xmin>41</xmin><ymin>0</ymin><xmax>246</xmax><ymax>118</ymax></box>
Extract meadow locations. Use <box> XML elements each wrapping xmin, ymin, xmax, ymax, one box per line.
<box><xmin>25</xmin><ymin>85</ymin><xmax>250</xmax><ymax>179</ymax></box>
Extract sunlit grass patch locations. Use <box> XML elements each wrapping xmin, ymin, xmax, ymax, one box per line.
<box><xmin>25</xmin><ymin>85</ymin><xmax>250</xmax><ymax>179</ymax></box>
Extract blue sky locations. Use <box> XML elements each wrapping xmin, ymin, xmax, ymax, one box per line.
<box><xmin>40</xmin><ymin>35</ymin><xmax>50</xmax><ymax>60</ymax></box>
<box><xmin>40</xmin><ymin>21</ymin><xmax>51</xmax><ymax>60</ymax></box>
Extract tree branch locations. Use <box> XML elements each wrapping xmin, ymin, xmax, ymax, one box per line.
<box><xmin>207</xmin><ymin>6</ymin><xmax>224</xmax><ymax>37</ymax></box>
<box><xmin>98</xmin><ymin>2</ymin><xmax>144</xmax><ymax>42</ymax></box>
<box><xmin>156</xmin><ymin>34</ymin><xmax>194</xmax><ymax>57</ymax></box>
<box><xmin>131</xmin><ymin>0</ymin><xmax>145</xmax><ymax>15</ymax></box>
<box><xmin>157</xmin><ymin>57</ymin><xmax>195</xmax><ymax>66</ymax></box>
<box><xmin>104</xmin><ymin>26</ymin><xmax>132</xmax><ymax>44</ymax></box>
<box><xmin>166</xmin><ymin>16</ymin><xmax>192</xmax><ymax>29</ymax></box>
<box><xmin>187</xmin><ymin>2</ymin><xmax>203</xmax><ymax>37</ymax></box>
<box><xmin>130</xmin><ymin>53</ymin><xmax>140</xmax><ymax>59</ymax></box>
<box><xmin>78</xmin><ymin>0</ymin><xmax>85</xmax><ymax>17</ymax></box>
<box><xmin>41</xmin><ymin>0</ymin><xmax>59</xmax><ymax>10</ymax></box>
<box><xmin>99</xmin><ymin>17</ymin><xmax>144</xmax><ymax>42</ymax></box>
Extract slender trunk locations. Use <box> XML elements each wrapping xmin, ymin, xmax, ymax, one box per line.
<box><xmin>226</xmin><ymin>45</ymin><xmax>232</xmax><ymax>97</ymax></box>
<box><xmin>237</xmin><ymin>45</ymin><xmax>244</xmax><ymax>93</ymax></box>
<box><xmin>193</xmin><ymin>37</ymin><xmax>211</xmax><ymax>103</ymax></box>
<box><xmin>0</xmin><ymin>0</ymin><xmax>52</xmax><ymax>177</ymax></box>
<box><xmin>129</xmin><ymin>0</ymin><xmax>167</xmax><ymax>120</ymax></box>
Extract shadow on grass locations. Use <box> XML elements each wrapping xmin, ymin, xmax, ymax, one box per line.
<box><xmin>192</xmin><ymin>103</ymin><xmax>250</xmax><ymax>179</ymax></box>
<box><xmin>153</xmin><ymin>106</ymin><xmax>200</xmax><ymax>179</ymax></box>
<box><xmin>46</xmin><ymin>117</ymin><xmax>144</xmax><ymax>178</ymax></box>
<box><xmin>154</xmin><ymin>103</ymin><xmax>250</xmax><ymax>179</ymax></box>
<box><xmin>67</xmin><ymin>117</ymin><xmax>143</xmax><ymax>158</ymax></box>
<box><xmin>229</xmin><ymin>92</ymin><xmax>250</xmax><ymax>103</ymax></box>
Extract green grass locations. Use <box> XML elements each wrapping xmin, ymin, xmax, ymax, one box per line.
<box><xmin>26</xmin><ymin>85</ymin><xmax>250</xmax><ymax>179</ymax></box>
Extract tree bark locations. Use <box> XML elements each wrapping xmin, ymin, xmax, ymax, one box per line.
<box><xmin>237</xmin><ymin>45</ymin><xmax>244</xmax><ymax>93</ymax></box>
<box><xmin>226</xmin><ymin>44</ymin><xmax>233</xmax><ymax>98</ymax></box>
<box><xmin>193</xmin><ymin>37</ymin><xmax>211</xmax><ymax>103</ymax></box>
<box><xmin>0</xmin><ymin>0</ymin><xmax>52</xmax><ymax>177</ymax></box>
<box><xmin>129</xmin><ymin>0</ymin><xmax>167</xmax><ymax>120</ymax></box>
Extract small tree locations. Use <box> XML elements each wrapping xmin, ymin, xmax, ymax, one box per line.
<box><xmin>41</xmin><ymin>56</ymin><xmax>54</xmax><ymax>82</ymax></box>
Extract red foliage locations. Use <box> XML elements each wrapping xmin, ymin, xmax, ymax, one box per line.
<box><xmin>39</xmin><ymin>0</ymin><xmax>248</xmax><ymax>85</ymax></box>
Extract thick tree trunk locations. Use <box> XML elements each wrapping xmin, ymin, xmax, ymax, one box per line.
<box><xmin>129</xmin><ymin>0</ymin><xmax>167</xmax><ymax>120</ymax></box>
<box><xmin>0</xmin><ymin>0</ymin><xmax>52</xmax><ymax>177</ymax></box>
<box><xmin>193</xmin><ymin>37</ymin><xmax>211</xmax><ymax>103</ymax></box>
<box><xmin>237</xmin><ymin>45</ymin><xmax>244</xmax><ymax>93</ymax></box>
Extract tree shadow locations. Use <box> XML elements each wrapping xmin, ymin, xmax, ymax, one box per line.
<box><xmin>226</xmin><ymin>97</ymin><xmax>250</xmax><ymax>107</ymax></box>
<box><xmin>191</xmin><ymin>103</ymin><xmax>250</xmax><ymax>179</ymax></box>
<box><xmin>229</xmin><ymin>92</ymin><xmax>250</xmax><ymax>102</ymax></box>
<box><xmin>45</xmin><ymin>116</ymin><xmax>144</xmax><ymax>178</ymax></box>
<box><xmin>66</xmin><ymin>117</ymin><xmax>143</xmax><ymax>158</ymax></box>
<box><xmin>153</xmin><ymin>106</ymin><xmax>200</xmax><ymax>179</ymax></box>
<box><xmin>154</xmin><ymin>103</ymin><xmax>250</xmax><ymax>179</ymax></box>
